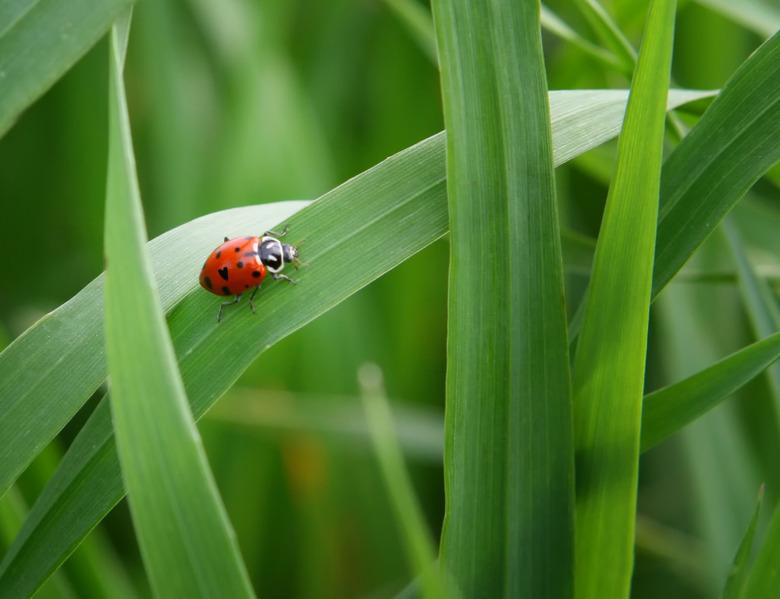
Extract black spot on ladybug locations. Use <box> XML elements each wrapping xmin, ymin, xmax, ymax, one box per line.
<box><xmin>244</xmin><ymin>284</ymin><xmax>250</xmax><ymax>289</ymax></box>
<box><xmin>216</xmin><ymin>251</ymin><xmax>221</xmax><ymax>259</ymax></box>
<box><xmin>222</xmin><ymin>286</ymin><xmax>230</xmax><ymax>295</ymax></box>
<box><xmin>237</xmin><ymin>261</ymin><xmax>244</xmax><ymax>269</ymax></box>
<box><xmin>218</xmin><ymin>266</ymin><xmax>229</xmax><ymax>281</ymax></box>
<box><xmin>252</xmin><ymin>271</ymin><xmax>261</xmax><ymax>279</ymax></box>
<box><xmin>204</xmin><ymin>276</ymin><xmax>213</xmax><ymax>290</ymax></box>
<box><xmin>234</xmin><ymin>247</ymin><xmax>241</xmax><ymax>252</ymax></box>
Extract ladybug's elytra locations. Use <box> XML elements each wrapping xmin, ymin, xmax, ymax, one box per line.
<box><xmin>199</xmin><ymin>225</ymin><xmax>300</xmax><ymax>322</ymax></box>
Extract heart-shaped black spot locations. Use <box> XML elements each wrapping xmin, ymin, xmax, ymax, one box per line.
<box><xmin>218</xmin><ymin>266</ymin><xmax>229</xmax><ymax>281</ymax></box>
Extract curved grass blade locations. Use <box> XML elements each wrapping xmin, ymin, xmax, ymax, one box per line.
<box><xmin>641</xmin><ymin>332</ymin><xmax>780</xmax><ymax>452</ymax></box>
<box><xmin>742</xmin><ymin>499</ymin><xmax>780</xmax><ymax>598</ymax></box>
<box><xmin>572</xmin><ymin>0</ymin><xmax>677</xmax><ymax>596</ymax></box>
<box><xmin>381</xmin><ymin>0</ymin><xmax>438</xmax><ymax>64</ymax></box>
<box><xmin>692</xmin><ymin>0</ymin><xmax>780</xmax><ymax>38</ymax></box>
<box><xmin>0</xmin><ymin>89</ymin><xmax>704</xmax><ymax>505</ymax></box>
<box><xmin>432</xmin><ymin>1</ymin><xmax>573</xmax><ymax>596</ymax></box>
<box><xmin>573</xmin><ymin>0</ymin><xmax>636</xmax><ymax>73</ymax></box>
<box><xmin>0</xmin><ymin>0</ymin><xmax>134</xmax><ymax>136</ymax></box>
<box><xmin>723</xmin><ymin>485</ymin><xmax>764</xmax><ymax>599</ymax></box>
<box><xmin>103</xmin><ymin>15</ymin><xmax>253</xmax><ymax>597</ymax></box>
<box><xmin>358</xmin><ymin>364</ymin><xmax>446</xmax><ymax>599</ymax></box>
<box><xmin>540</xmin><ymin>5</ymin><xmax>624</xmax><ymax>71</ymax></box>
<box><xmin>653</xmin><ymin>31</ymin><xmax>780</xmax><ymax>294</ymax></box>
<box><xmin>0</xmin><ymin>90</ymin><xmax>707</xmax><ymax>598</ymax></box>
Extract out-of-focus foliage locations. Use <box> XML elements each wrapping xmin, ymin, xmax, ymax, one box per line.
<box><xmin>0</xmin><ymin>0</ymin><xmax>778</xmax><ymax>597</ymax></box>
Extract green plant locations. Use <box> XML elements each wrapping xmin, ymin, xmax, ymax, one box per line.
<box><xmin>0</xmin><ymin>0</ymin><xmax>779</xmax><ymax>597</ymax></box>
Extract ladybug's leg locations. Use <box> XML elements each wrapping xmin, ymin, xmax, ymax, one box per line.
<box><xmin>217</xmin><ymin>294</ymin><xmax>242</xmax><ymax>323</ymax></box>
<box><xmin>248</xmin><ymin>287</ymin><xmax>259</xmax><ymax>314</ymax></box>
<box><xmin>272</xmin><ymin>273</ymin><xmax>297</xmax><ymax>285</ymax></box>
<box><xmin>264</xmin><ymin>224</ymin><xmax>289</xmax><ymax>238</ymax></box>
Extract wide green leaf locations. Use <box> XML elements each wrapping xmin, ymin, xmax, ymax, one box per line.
<box><xmin>432</xmin><ymin>1</ymin><xmax>573</xmax><ymax>596</ymax></box>
<box><xmin>572</xmin><ymin>0</ymin><xmax>676</xmax><ymax>597</ymax></box>
<box><xmin>0</xmin><ymin>0</ymin><xmax>134</xmax><ymax>136</ymax></box>
<box><xmin>103</xmin><ymin>14</ymin><xmax>253</xmax><ymax>597</ymax></box>
<box><xmin>0</xmin><ymin>88</ymin><xmax>705</xmax><ymax>504</ymax></box>
<box><xmin>0</xmin><ymin>90</ymin><xmax>706</xmax><ymax>598</ymax></box>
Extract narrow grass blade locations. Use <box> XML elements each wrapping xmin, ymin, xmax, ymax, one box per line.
<box><xmin>654</xmin><ymin>31</ymin><xmax>780</xmax><ymax>295</ymax></box>
<box><xmin>724</xmin><ymin>485</ymin><xmax>764</xmax><ymax>599</ymax></box>
<box><xmin>208</xmin><ymin>388</ymin><xmax>444</xmax><ymax>463</ymax></box>
<box><xmin>432</xmin><ymin>1</ymin><xmax>573</xmax><ymax>596</ymax></box>
<box><xmin>0</xmin><ymin>90</ymin><xmax>706</xmax><ymax>599</ymax></box>
<box><xmin>0</xmin><ymin>88</ymin><xmax>703</xmax><ymax>503</ymax></box>
<box><xmin>0</xmin><ymin>0</ymin><xmax>134</xmax><ymax>136</ymax></box>
<box><xmin>742</xmin><ymin>499</ymin><xmax>780</xmax><ymax>598</ymax></box>
<box><xmin>540</xmin><ymin>5</ymin><xmax>623</xmax><ymax>71</ymax></box>
<box><xmin>641</xmin><ymin>332</ymin><xmax>780</xmax><ymax>452</ymax></box>
<box><xmin>572</xmin><ymin>0</ymin><xmax>676</xmax><ymax>596</ymax></box>
<box><xmin>103</xmin><ymin>15</ymin><xmax>253</xmax><ymax>597</ymax></box>
<box><xmin>358</xmin><ymin>364</ymin><xmax>445</xmax><ymax>599</ymax></box>
<box><xmin>692</xmin><ymin>0</ymin><xmax>780</xmax><ymax>38</ymax></box>
<box><xmin>381</xmin><ymin>0</ymin><xmax>437</xmax><ymax>64</ymax></box>
<box><xmin>724</xmin><ymin>221</ymin><xmax>780</xmax><ymax>399</ymax></box>
<box><xmin>573</xmin><ymin>0</ymin><xmax>637</xmax><ymax>72</ymax></box>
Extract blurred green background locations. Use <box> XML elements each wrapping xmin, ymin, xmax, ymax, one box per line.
<box><xmin>0</xmin><ymin>0</ymin><xmax>777</xmax><ymax>597</ymax></box>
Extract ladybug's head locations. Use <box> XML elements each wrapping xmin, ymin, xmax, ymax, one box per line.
<box><xmin>282</xmin><ymin>243</ymin><xmax>301</xmax><ymax>269</ymax></box>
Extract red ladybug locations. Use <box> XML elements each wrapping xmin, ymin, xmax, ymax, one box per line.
<box><xmin>199</xmin><ymin>226</ymin><xmax>300</xmax><ymax>322</ymax></box>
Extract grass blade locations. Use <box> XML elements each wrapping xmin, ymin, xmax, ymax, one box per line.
<box><xmin>0</xmin><ymin>90</ymin><xmax>705</xmax><ymax>599</ymax></box>
<box><xmin>573</xmin><ymin>0</ymin><xmax>636</xmax><ymax>72</ymax></box>
<box><xmin>103</xmin><ymin>15</ymin><xmax>253</xmax><ymax>597</ymax></box>
<box><xmin>432</xmin><ymin>1</ymin><xmax>573</xmax><ymax>596</ymax></box>
<box><xmin>0</xmin><ymin>0</ymin><xmax>134</xmax><ymax>136</ymax></box>
<box><xmin>572</xmin><ymin>0</ymin><xmax>676</xmax><ymax>596</ymax></box>
<box><xmin>641</xmin><ymin>332</ymin><xmax>780</xmax><ymax>452</ymax></box>
<box><xmin>653</xmin><ymin>31</ymin><xmax>780</xmax><ymax>295</ymax></box>
<box><xmin>358</xmin><ymin>364</ymin><xmax>445</xmax><ymax>599</ymax></box>
<box><xmin>692</xmin><ymin>0</ymin><xmax>780</xmax><ymax>38</ymax></box>
<box><xmin>0</xmin><ymin>88</ymin><xmax>704</xmax><ymax>503</ymax></box>
<box><xmin>723</xmin><ymin>485</ymin><xmax>764</xmax><ymax>599</ymax></box>
<box><xmin>742</xmin><ymin>499</ymin><xmax>780</xmax><ymax>598</ymax></box>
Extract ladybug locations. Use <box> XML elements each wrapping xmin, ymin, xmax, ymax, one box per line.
<box><xmin>199</xmin><ymin>226</ymin><xmax>300</xmax><ymax>322</ymax></box>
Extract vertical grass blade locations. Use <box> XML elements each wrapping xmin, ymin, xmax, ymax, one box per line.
<box><xmin>432</xmin><ymin>1</ymin><xmax>573</xmax><ymax>596</ymax></box>
<box><xmin>103</xmin><ymin>14</ymin><xmax>253</xmax><ymax>598</ymax></box>
<box><xmin>572</xmin><ymin>0</ymin><xmax>676</xmax><ymax>596</ymax></box>
<box><xmin>358</xmin><ymin>364</ymin><xmax>446</xmax><ymax>599</ymax></box>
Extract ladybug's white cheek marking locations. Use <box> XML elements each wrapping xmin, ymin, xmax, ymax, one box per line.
<box><xmin>253</xmin><ymin>241</ymin><xmax>261</xmax><ymax>266</ymax></box>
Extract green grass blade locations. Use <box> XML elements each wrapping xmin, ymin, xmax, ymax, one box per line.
<box><xmin>742</xmin><ymin>500</ymin><xmax>780</xmax><ymax>598</ymax></box>
<box><xmin>103</xmin><ymin>15</ymin><xmax>253</xmax><ymax>597</ymax></box>
<box><xmin>540</xmin><ymin>5</ymin><xmax>623</xmax><ymax>71</ymax></box>
<box><xmin>358</xmin><ymin>364</ymin><xmax>446</xmax><ymax>599</ymax></box>
<box><xmin>572</xmin><ymin>0</ymin><xmax>676</xmax><ymax>596</ymax></box>
<box><xmin>724</xmin><ymin>220</ymin><xmax>780</xmax><ymax>399</ymax></box>
<box><xmin>641</xmin><ymin>332</ymin><xmax>780</xmax><ymax>452</ymax></box>
<box><xmin>0</xmin><ymin>90</ymin><xmax>705</xmax><ymax>599</ymax></box>
<box><xmin>432</xmin><ymin>1</ymin><xmax>572</xmax><ymax>596</ymax></box>
<box><xmin>0</xmin><ymin>0</ymin><xmax>133</xmax><ymax>136</ymax></box>
<box><xmin>573</xmin><ymin>0</ymin><xmax>637</xmax><ymax>72</ymax></box>
<box><xmin>381</xmin><ymin>0</ymin><xmax>438</xmax><ymax>64</ymax></box>
<box><xmin>208</xmin><ymin>388</ymin><xmax>444</xmax><ymax>463</ymax></box>
<box><xmin>0</xmin><ymin>89</ymin><xmax>703</xmax><ymax>505</ymax></box>
<box><xmin>692</xmin><ymin>0</ymin><xmax>780</xmax><ymax>38</ymax></box>
<box><xmin>723</xmin><ymin>485</ymin><xmax>764</xmax><ymax>599</ymax></box>
<box><xmin>653</xmin><ymin>31</ymin><xmax>780</xmax><ymax>295</ymax></box>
